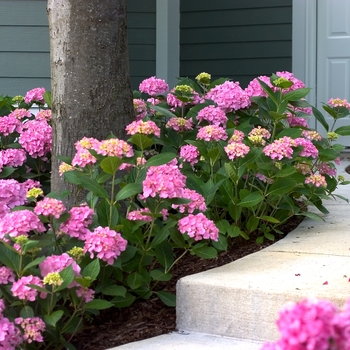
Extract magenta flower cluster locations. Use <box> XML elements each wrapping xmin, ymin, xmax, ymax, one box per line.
<box><xmin>178</xmin><ymin>213</ymin><xmax>218</xmax><ymax>241</ymax></box>
<box><xmin>139</xmin><ymin>76</ymin><xmax>169</xmax><ymax>96</ymax></box>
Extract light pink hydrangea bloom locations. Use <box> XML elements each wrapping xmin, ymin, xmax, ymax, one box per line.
<box><xmin>178</xmin><ymin>213</ymin><xmax>218</xmax><ymax>241</ymax></box>
<box><xmin>74</xmin><ymin>137</ymin><xmax>100</xmax><ymax>151</ymax></box>
<box><xmin>166</xmin><ymin>117</ymin><xmax>193</xmax><ymax>132</ymax></box>
<box><xmin>19</xmin><ymin>120</ymin><xmax>52</xmax><ymax>158</ymax></box>
<box><xmin>34</xmin><ymin>197</ymin><xmax>66</xmax><ymax>219</ymax></box>
<box><xmin>179</xmin><ymin>145</ymin><xmax>199</xmax><ymax>166</ymax></box>
<box><xmin>206</xmin><ymin>80</ymin><xmax>251</xmax><ymax>112</ymax></box>
<box><xmin>139</xmin><ymin>76</ymin><xmax>168</xmax><ymax>96</ymax></box>
<box><xmin>8</xmin><ymin>108</ymin><xmax>31</xmax><ymax>120</ymax></box>
<box><xmin>72</xmin><ymin>149</ymin><xmax>97</xmax><ymax>167</ymax></box>
<box><xmin>127</xmin><ymin>208</ymin><xmax>152</xmax><ymax>222</ymax></box>
<box><xmin>15</xmin><ymin>317</ymin><xmax>45</xmax><ymax>344</ymax></box>
<box><xmin>96</xmin><ymin>138</ymin><xmax>134</xmax><ymax>158</ymax></box>
<box><xmin>39</xmin><ymin>253</ymin><xmax>81</xmax><ymax>278</ymax></box>
<box><xmin>0</xmin><ymin>313</ymin><xmax>22</xmax><ymax>349</ymax></box>
<box><xmin>245</xmin><ymin>75</ymin><xmax>271</xmax><ymax>97</ymax></box>
<box><xmin>126</xmin><ymin>120</ymin><xmax>161</xmax><ymax>137</ymax></box>
<box><xmin>287</xmin><ymin>116</ymin><xmax>309</xmax><ymax>128</ymax></box>
<box><xmin>263</xmin><ymin>136</ymin><xmax>295</xmax><ymax>160</ymax></box>
<box><xmin>229</xmin><ymin>129</ymin><xmax>245</xmax><ymax>143</ymax></box>
<box><xmin>318</xmin><ymin>163</ymin><xmax>337</xmax><ymax>177</ymax></box>
<box><xmin>294</xmin><ymin>137</ymin><xmax>318</xmax><ymax>158</ymax></box>
<box><xmin>11</xmin><ymin>275</ymin><xmax>46</xmax><ymax>301</ymax></box>
<box><xmin>0</xmin><ymin>266</ymin><xmax>15</xmax><ymax>284</ymax></box>
<box><xmin>197</xmin><ymin>125</ymin><xmax>228</xmax><ymax>142</ymax></box>
<box><xmin>59</xmin><ymin>205</ymin><xmax>94</xmax><ymax>240</ymax></box>
<box><xmin>133</xmin><ymin>98</ymin><xmax>147</xmax><ymax>120</ymax></box>
<box><xmin>302</xmin><ymin>130</ymin><xmax>322</xmax><ymax>141</ymax></box>
<box><xmin>172</xmin><ymin>188</ymin><xmax>206</xmax><ymax>214</ymax></box>
<box><xmin>76</xmin><ymin>286</ymin><xmax>95</xmax><ymax>303</ymax></box>
<box><xmin>0</xmin><ymin>115</ymin><xmax>23</xmax><ymax>136</ymax></box>
<box><xmin>24</xmin><ymin>87</ymin><xmax>45</xmax><ymax>104</ymax></box>
<box><xmin>0</xmin><ymin>179</ymin><xmax>27</xmax><ymax>218</ymax></box>
<box><xmin>305</xmin><ymin>174</ymin><xmax>327</xmax><ymax>187</ymax></box>
<box><xmin>197</xmin><ymin>105</ymin><xmax>228</xmax><ymax>126</ymax></box>
<box><xmin>0</xmin><ymin>210</ymin><xmax>45</xmax><ymax>240</ymax></box>
<box><xmin>84</xmin><ymin>226</ymin><xmax>127</xmax><ymax>265</ymax></box>
<box><xmin>328</xmin><ymin>97</ymin><xmax>350</xmax><ymax>109</ymax></box>
<box><xmin>35</xmin><ymin>109</ymin><xmax>52</xmax><ymax>121</ymax></box>
<box><xmin>0</xmin><ymin>148</ymin><xmax>26</xmax><ymax>168</ymax></box>
<box><xmin>224</xmin><ymin>142</ymin><xmax>250</xmax><ymax>160</ymax></box>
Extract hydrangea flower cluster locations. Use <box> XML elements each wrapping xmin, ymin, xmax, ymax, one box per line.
<box><xmin>178</xmin><ymin>213</ymin><xmax>218</xmax><ymax>241</ymax></box>
<box><xmin>11</xmin><ymin>275</ymin><xmax>46</xmax><ymax>301</ymax></box>
<box><xmin>0</xmin><ymin>300</ymin><xmax>22</xmax><ymax>349</ymax></box>
<box><xmin>34</xmin><ymin>197</ymin><xmax>66</xmax><ymax>218</ymax></box>
<box><xmin>166</xmin><ymin>117</ymin><xmax>193</xmax><ymax>131</ymax></box>
<box><xmin>0</xmin><ymin>266</ymin><xmax>15</xmax><ymax>285</ymax></box>
<box><xmin>15</xmin><ymin>317</ymin><xmax>46</xmax><ymax>344</ymax></box>
<box><xmin>8</xmin><ymin>108</ymin><xmax>31</xmax><ymax>120</ymax></box>
<box><xmin>133</xmin><ymin>98</ymin><xmax>148</xmax><ymax>119</ymax></box>
<box><xmin>139</xmin><ymin>76</ymin><xmax>168</xmax><ymax>96</ymax></box>
<box><xmin>127</xmin><ymin>208</ymin><xmax>152</xmax><ymax>222</ymax></box>
<box><xmin>39</xmin><ymin>253</ymin><xmax>81</xmax><ymax>279</ymax></box>
<box><xmin>171</xmin><ymin>188</ymin><xmax>206</xmax><ymax>214</ymax></box>
<box><xmin>197</xmin><ymin>125</ymin><xmax>228</xmax><ymax>142</ymax></box>
<box><xmin>179</xmin><ymin>145</ymin><xmax>199</xmax><ymax>166</ymax></box>
<box><xmin>224</xmin><ymin>141</ymin><xmax>250</xmax><ymax>160</ymax></box>
<box><xmin>126</xmin><ymin>120</ymin><xmax>161</xmax><ymax>137</ymax></box>
<box><xmin>0</xmin><ymin>115</ymin><xmax>23</xmax><ymax>136</ymax></box>
<box><xmin>305</xmin><ymin>174</ymin><xmax>327</xmax><ymax>187</ymax></box>
<box><xmin>0</xmin><ymin>148</ymin><xmax>26</xmax><ymax>169</ymax></box>
<box><xmin>328</xmin><ymin>98</ymin><xmax>350</xmax><ymax>109</ymax></box>
<box><xmin>197</xmin><ymin>105</ymin><xmax>228</xmax><ymax>126</ymax></box>
<box><xmin>0</xmin><ymin>179</ymin><xmax>27</xmax><ymax>218</ymax></box>
<box><xmin>24</xmin><ymin>87</ymin><xmax>45</xmax><ymax>104</ymax></box>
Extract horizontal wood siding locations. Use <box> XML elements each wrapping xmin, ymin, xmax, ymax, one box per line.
<box><xmin>127</xmin><ymin>0</ymin><xmax>156</xmax><ymax>90</ymax></box>
<box><xmin>180</xmin><ymin>0</ymin><xmax>292</xmax><ymax>88</ymax></box>
<box><xmin>0</xmin><ymin>0</ymin><xmax>50</xmax><ymax>96</ymax></box>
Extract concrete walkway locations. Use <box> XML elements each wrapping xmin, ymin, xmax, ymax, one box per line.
<box><xmin>111</xmin><ymin>159</ymin><xmax>350</xmax><ymax>350</ymax></box>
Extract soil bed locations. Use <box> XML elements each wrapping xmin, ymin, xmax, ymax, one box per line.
<box><xmin>72</xmin><ymin>216</ymin><xmax>303</xmax><ymax>350</ymax></box>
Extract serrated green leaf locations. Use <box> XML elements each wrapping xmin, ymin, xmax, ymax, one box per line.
<box><xmin>312</xmin><ymin>106</ymin><xmax>329</xmax><ymax>132</ymax></box>
<box><xmin>260</xmin><ymin>216</ymin><xmax>280</xmax><ymax>224</ymax></box>
<box><xmin>126</xmin><ymin>272</ymin><xmax>144</xmax><ymax>290</ymax></box>
<box><xmin>269</xmin><ymin>179</ymin><xmax>296</xmax><ymax>196</ymax></box>
<box><xmin>0</xmin><ymin>166</ymin><xmax>15</xmax><ymax>179</ymax></box>
<box><xmin>111</xmin><ymin>293</ymin><xmax>136</xmax><ymax>308</ymax></box>
<box><xmin>115</xmin><ymin>183</ymin><xmax>142</xmax><ymax>201</ymax></box>
<box><xmin>282</xmin><ymin>88</ymin><xmax>311</xmax><ymax>101</ymax></box>
<box><xmin>0</xmin><ymin>242</ymin><xmax>20</xmax><ymax>272</ymax></box>
<box><xmin>145</xmin><ymin>152</ymin><xmax>176</xmax><ymax>167</ymax></box>
<box><xmin>100</xmin><ymin>157</ymin><xmax>123</xmax><ymax>175</ymax></box>
<box><xmin>79</xmin><ymin>176</ymin><xmax>109</xmax><ymax>199</ymax></box>
<box><xmin>238</xmin><ymin>191</ymin><xmax>264</xmax><ymax>208</ymax></box>
<box><xmin>334</xmin><ymin>125</ymin><xmax>350</xmax><ymax>136</ymax></box>
<box><xmin>44</xmin><ymin>310</ymin><xmax>64</xmax><ymax>327</ymax></box>
<box><xmin>97</xmin><ymin>198</ymin><xmax>119</xmax><ymax>227</ymax></box>
<box><xmin>82</xmin><ymin>259</ymin><xmax>100</xmax><ymax>281</ymax></box>
<box><xmin>129</xmin><ymin>134</ymin><xmax>154</xmax><ymax>150</ymax></box>
<box><xmin>101</xmin><ymin>285</ymin><xmax>127</xmax><ymax>297</ymax></box>
<box><xmin>148</xmin><ymin>104</ymin><xmax>177</xmax><ymax>118</ymax></box>
<box><xmin>297</xmin><ymin>211</ymin><xmax>325</xmax><ymax>221</ymax></box>
<box><xmin>155</xmin><ymin>291</ymin><xmax>176</xmax><ymax>307</ymax></box>
<box><xmin>22</xmin><ymin>256</ymin><xmax>45</xmax><ymax>273</ymax></box>
<box><xmin>212</xmin><ymin>234</ymin><xmax>227</xmax><ymax>251</ymax></box>
<box><xmin>155</xmin><ymin>242</ymin><xmax>174</xmax><ymax>271</ymax></box>
<box><xmin>86</xmin><ymin>299</ymin><xmax>114</xmax><ymax>310</ymax></box>
<box><xmin>56</xmin><ymin>265</ymin><xmax>75</xmax><ymax>292</ymax></box>
<box><xmin>192</xmin><ymin>246</ymin><xmax>217</xmax><ymax>259</ymax></box>
<box><xmin>20</xmin><ymin>306</ymin><xmax>34</xmax><ymax>318</ymax></box>
<box><xmin>150</xmin><ymin>269</ymin><xmax>172</xmax><ymax>282</ymax></box>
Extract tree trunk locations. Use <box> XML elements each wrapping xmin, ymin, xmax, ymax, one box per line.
<box><xmin>47</xmin><ymin>0</ymin><xmax>134</xmax><ymax>207</ymax></box>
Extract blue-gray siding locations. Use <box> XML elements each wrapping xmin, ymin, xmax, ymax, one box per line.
<box><xmin>180</xmin><ymin>0</ymin><xmax>293</xmax><ymax>88</ymax></box>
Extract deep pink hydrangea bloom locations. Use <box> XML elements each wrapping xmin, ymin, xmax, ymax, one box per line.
<box><xmin>11</xmin><ymin>275</ymin><xmax>46</xmax><ymax>301</ymax></box>
<box><xmin>0</xmin><ymin>210</ymin><xmax>45</xmax><ymax>240</ymax></box>
<box><xmin>180</xmin><ymin>145</ymin><xmax>199</xmax><ymax>166</ymax></box>
<box><xmin>178</xmin><ymin>213</ymin><xmax>218</xmax><ymax>241</ymax></box>
<box><xmin>84</xmin><ymin>226</ymin><xmax>127</xmax><ymax>265</ymax></box>
<box><xmin>0</xmin><ymin>115</ymin><xmax>23</xmax><ymax>136</ymax></box>
<box><xmin>127</xmin><ymin>208</ymin><xmax>152</xmax><ymax>222</ymax></box>
<box><xmin>224</xmin><ymin>142</ymin><xmax>250</xmax><ymax>160</ymax></box>
<box><xmin>39</xmin><ymin>253</ymin><xmax>81</xmax><ymax>278</ymax></box>
<box><xmin>126</xmin><ymin>120</ymin><xmax>161</xmax><ymax>137</ymax></box>
<box><xmin>0</xmin><ymin>179</ymin><xmax>26</xmax><ymax>218</ymax></box>
<box><xmin>245</xmin><ymin>75</ymin><xmax>271</xmax><ymax>97</ymax></box>
<box><xmin>197</xmin><ymin>105</ymin><xmax>228</xmax><ymax>126</ymax></box>
<box><xmin>35</xmin><ymin>109</ymin><xmax>52</xmax><ymax>121</ymax></box>
<box><xmin>22</xmin><ymin>179</ymin><xmax>41</xmax><ymax>192</ymax></box>
<box><xmin>166</xmin><ymin>117</ymin><xmax>193</xmax><ymax>131</ymax></box>
<box><xmin>19</xmin><ymin>120</ymin><xmax>52</xmax><ymax>158</ymax></box>
<box><xmin>8</xmin><ymin>108</ymin><xmax>31</xmax><ymax>120</ymax></box>
<box><xmin>15</xmin><ymin>317</ymin><xmax>45</xmax><ymax>344</ymax></box>
<box><xmin>76</xmin><ymin>286</ymin><xmax>95</xmax><ymax>303</ymax></box>
<box><xmin>206</xmin><ymin>81</ymin><xmax>251</xmax><ymax>112</ymax></box>
<box><xmin>142</xmin><ymin>161</ymin><xmax>186</xmax><ymax>199</ymax></box>
<box><xmin>24</xmin><ymin>87</ymin><xmax>45</xmax><ymax>104</ymax></box>
<box><xmin>0</xmin><ymin>313</ymin><xmax>22</xmax><ymax>349</ymax></box>
<box><xmin>59</xmin><ymin>205</ymin><xmax>94</xmax><ymax>240</ymax></box>
<box><xmin>197</xmin><ymin>125</ymin><xmax>228</xmax><ymax>142</ymax></box>
<box><xmin>34</xmin><ymin>197</ymin><xmax>66</xmax><ymax>219</ymax></box>
<box><xmin>263</xmin><ymin>136</ymin><xmax>295</xmax><ymax>160</ymax></box>
<box><xmin>305</xmin><ymin>174</ymin><xmax>327</xmax><ymax>187</ymax></box>
<box><xmin>318</xmin><ymin>163</ymin><xmax>337</xmax><ymax>177</ymax></box>
<box><xmin>139</xmin><ymin>76</ymin><xmax>168</xmax><ymax>96</ymax></box>
<box><xmin>172</xmin><ymin>188</ymin><xmax>206</xmax><ymax>214</ymax></box>
<box><xmin>294</xmin><ymin>138</ymin><xmax>318</xmax><ymax>158</ymax></box>
<box><xmin>0</xmin><ymin>267</ymin><xmax>15</xmax><ymax>284</ymax></box>
<box><xmin>133</xmin><ymin>98</ymin><xmax>147</xmax><ymax>120</ymax></box>
<box><xmin>96</xmin><ymin>138</ymin><xmax>134</xmax><ymax>158</ymax></box>
<box><xmin>0</xmin><ymin>148</ymin><xmax>26</xmax><ymax>168</ymax></box>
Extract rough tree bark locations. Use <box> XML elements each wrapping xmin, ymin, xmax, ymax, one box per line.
<box><xmin>47</xmin><ymin>0</ymin><xmax>134</xmax><ymax>206</ymax></box>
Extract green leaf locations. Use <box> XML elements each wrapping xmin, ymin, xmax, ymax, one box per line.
<box><xmin>192</xmin><ymin>245</ymin><xmax>217</xmax><ymax>259</ymax></box>
<box><xmin>269</xmin><ymin>179</ymin><xmax>296</xmax><ymax>196</ymax></box>
<box><xmin>215</xmin><ymin>219</ymin><xmax>231</xmax><ymax>234</ymax></box>
<box><xmin>101</xmin><ymin>285</ymin><xmax>127</xmax><ymax>297</ymax></box>
<box><xmin>20</xmin><ymin>306</ymin><xmax>34</xmax><ymax>318</ymax></box>
<box><xmin>228</xmin><ymin>201</ymin><xmax>241</xmax><ymax>222</ymax></box>
<box><xmin>111</xmin><ymin>293</ymin><xmax>136</xmax><ymax>308</ymax></box>
<box><xmin>145</xmin><ymin>152</ymin><xmax>176</xmax><ymax>167</ymax></box>
<box><xmin>44</xmin><ymin>310</ymin><xmax>64</xmax><ymax>327</ymax></box>
<box><xmin>0</xmin><ymin>166</ymin><xmax>15</xmax><ymax>179</ymax></box>
<box><xmin>212</xmin><ymin>234</ymin><xmax>228</xmax><ymax>251</ymax></box>
<box><xmin>56</xmin><ymin>265</ymin><xmax>75</xmax><ymax>292</ymax></box>
<box><xmin>79</xmin><ymin>176</ymin><xmax>109</xmax><ymax>199</ymax></box>
<box><xmin>97</xmin><ymin>198</ymin><xmax>119</xmax><ymax>227</ymax></box>
<box><xmin>151</xmin><ymin>220</ymin><xmax>177</xmax><ymax>247</ymax></box>
<box><xmin>150</xmin><ymin>269</ymin><xmax>172</xmax><ymax>282</ymax></box>
<box><xmin>260</xmin><ymin>216</ymin><xmax>280</xmax><ymax>224</ymax></box>
<box><xmin>82</xmin><ymin>259</ymin><xmax>100</xmax><ymax>281</ymax></box>
<box><xmin>100</xmin><ymin>157</ymin><xmax>123</xmax><ymax>175</ymax></box>
<box><xmin>63</xmin><ymin>170</ymin><xmax>82</xmax><ymax>185</ymax></box>
<box><xmin>155</xmin><ymin>291</ymin><xmax>176</xmax><ymax>307</ymax></box>
<box><xmin>274</xmin><ymin>167</ymin><xmax>297</xmax><ymax>178</ymax></box>
<box><xmin>129</xmin><ymin>134</ymin><xmax>154</xmax><ymax>150</ymax></box>
<box><xmin>334</xmin><ymin>125</ymin><xmax>350</xmax><ymax>136</ymax></box>
<box><xmin>238</xmin><ymin>191</ymin><xmax>264</xmax><ymax>208</ymax></box>
<box><xmin>127</xmin><ymin>272</ymin><xmax>144</xmax><ymax>290</ymax></box>
<box><xmin>0</xmin><ymin>242</ymin><xmax>20</xmax><ymax>272</ymax></box>
<box><xmin>282</xmin><ymin>88</ymin><xmax>311</xmax><ymax>101</ymax></box>
<box><xmin>246</xmin><ymin>216</ymin><xmax>260</xmax><ymax>233</ymax></box>
<box><xmin>85</xmin><ymin>299</ymin><xmax>113</xmax><ymax>310</ymax></box>
<box><xmin>297</xmin><ymin>211</ymin><xmax>325</xmax><ymax>221</ymax></box>
<box><xmin>227</xmin><ymin>225</ymin><xmax>242</xmax><ymax>238</ymax></box>
<box><xmin>148</xmin><ymin>104</ymin><xmax>177</xmax><ymax>118</ymax></box>
<box><xmin>43</xmin><ymin>91</ymin><xmax>52</xmax><ymax>108</ymax></box>
<box><xmin>208</xmin><ymin>147</ymin><xmax>220</xmax><ymax>165</ymax></box>
<box><xmin>115</xmin><ymin>183</ymin><xmax>142</xmax><ymax>201</ymax></box>
<box><xmin>22</xmin><ymin>256</ymin><xmax>45</xmax><ymax>273</ymax></box>
<box><xmin>312</xmin><ymin>107</ymin><xmax>329</xmax><ymax>132</ymax></box>
<box><xmin>155</xmin><ymin>241</ymin><xmax>174</xmax><ymax>271</ymax></box>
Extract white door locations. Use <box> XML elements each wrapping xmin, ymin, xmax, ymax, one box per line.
<box><xmin>317</xmin><ymin>0</ymin><xmax>350</xmax><ymax>145</ymax></box>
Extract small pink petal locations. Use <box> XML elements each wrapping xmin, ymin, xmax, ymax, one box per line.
<box><xmin>323</xmin><ymin>281</ymin><xmax>328</xmax><ymax>285</ymax></box>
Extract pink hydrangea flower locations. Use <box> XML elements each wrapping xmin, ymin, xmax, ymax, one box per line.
<box><xmin>19</xmin><ymin>120</ymin><xmax>52</xmax><ymax>158</ymax></box>
<box><xmin>0</xmin><ymin>115</ymin><xmax>23</xmax><ymax>136</ymax></box>
<box><xmin>0</xmin><ymin>210</ymin><xmax>45</xmax><ymax>240</ymax></box>
<box><xmin>179</xmin><ymin>145</ymin><xmax>199</xmax><ymax>166</ymax></box>
<box><xmin>305</xmin><ymin>174</ymin><xmax>327</xmax><ymax>187</ymax></box>
<box><xmin>24</xmin><ymin>87</ymin><xmax>45</xmax><ymax>104</ymax></box>
<box><xmin>318</xmin><ymin>163</ymin><xmax>337</xmax><ymax>177</ymax></box>
<box><xmin>302</xmin><ymin>130</ymin><xmax>322</xmax><ymax>141</ymax></box>
<box><xmin>263</xmin><ymin>136</ymin><xmax>295</xmax><ymax>160</ymax></box>
<box><xmin>15</xmin><ymin>317</ymin><xmax>45</xmax><ymax>344</ymax></box>
<box><xmin>133</xmin><ymin>98</ymin><xmax>147</xmax><ymax>120</ymax></box>
<box><xmin>139</xmin><ymin>76</ymin><xmax>168</xmax><ymax>96</ymax></box>
<box><xmin>328</xmin><ymin>98</ymin><xmax>350</xmax><ymax>109</ymax></box>
<box><xmin>8</xmin><ymin>108</ymin><xmax>31</xmax><ymax>120</ymax></box>
<box><xmin>142</xmin><ymin>161</ymin><xmax>186</xmax><ymax>199</ymax></box>
<box><xmin>245</xmin><ymin>75</ymin><xmax>271</xmax><ymax>97</ymax></box>
<box><xmin>0</xmin><ymin>180</ymin><xmax>26</xmax><ymax>218</ymax></box>
<box><xmin>197</xmin><ymin>105</ymin><xmax>228</xmax><ymax>126</ymax></box>
<box><xmin>11</xmin><ymin>275</ymin><xmax>46</xmax><ymax>301</ymax></box>
<box><xmin>276</xmin><ymin>71</ymin><xmax>305</xmax><ymax>91</ymax></box>
<box><xmin>197</xmin><ymin>125</ymin><xmax>228</xmax><ymax>142</ymax></box>
<box><xmin>22</xmin><ymin>179</ymin><xmax>41</xmax><ymax>192</ymax></box>
<box><xmin>35</xmin><ymin>109</ymin><xmax>52</xmax><ymax>121</ymax></box>
<box><xmin>172</xmin><ymin>188</ymin><xmax>206</xmax><ymax>214</ymax></box>
<box><xmin>0</xmin><ymin>148</ymin><xmax>26</xmax><ymax>168</ymax></box>
<box><xmin>0</xmin><ymin>314</ymin><xmax>22</xmax><ymax>349</ymax></box>
<box><xmin>229</xmin><ymin>129</ymin><xmax>245</xmax><ymax>143</ymax></box>
<box><xmin>83</xmin><ymin>226</ymin><xmax>127</xmax><ymax>265</ymax></box>
<box><xmin>125</xmin><ymin>120</ymin><xmax>161</xmax><ymax>137</ymax></box>
<box><xmin>76</xmin><ymin>286</ymin><xmax>95</xmax><ymax>303</ymax></box>
<box><xmin>39</xmin><ymin>253</ymin><xmax>81</xmax><ymax>278</ymax></box>
<box><xmin>294</xmin><ymin>137</ymin><xmax>318</xmax><ymax>158</ymax></box>
<box><xmin>295</xmin><ymin>162</ymin><xmax>312</xmax><ymax>175</ymax></box>
<box><xmin>178</xmin><ymin>213</ymin><xmax>218</xmax><ymax>241</ymax></box>
<box><xmin>96</xmin><ymin>138</ymin><xmax>134</xmax><ymax>158</ymax></box>
<box><xmin>74</xmin><ymin>137</ymin><xmax>100</xmax><ymax>151</ymax></box>
<box><xmin>206</xmin><ymin>80</ymin><xmax>251</xmax><ymax>112</ymax></box>
<box><xmin>166</xmin><ymin>117</ymin><xmax>193</xmax><ymax>131</ymax></box>
<box><xmin>127</xmin><ymin>208</ymin><xmax>152</xmax><ymax>222</ymax></box>
<box><xmin>287</xmin><ymin>115</ymin><xmax>309</xmax><ymax>128</ymax></box>
<box><xmin>59</xmin><ymin>205</ymin><xmax>94</xmax><ymax>240</ymax></box>
<box><xmin>34</xmin><ymin>197</ymin><xmax>66</xmax><ymax>219</ymax></box>
<box><xmin>224</xmin><ymin>142</ymin><xmax>250</xmax><ymax>160</ymax></box>
<box><xmin>0</xmin><ymin>266</ymin><xmax>15</xmax><ymax>284</ymax></box>
<box><xmin>72</xmin><ymin>149</ymin><xmax>97</xmax><ymax>167</ymax></box>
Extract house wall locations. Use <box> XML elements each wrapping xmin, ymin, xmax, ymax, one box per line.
<box><xmin>180</xmin><ymin>0</ymin><xmax>293</xmax><ymax>88</ymax></box>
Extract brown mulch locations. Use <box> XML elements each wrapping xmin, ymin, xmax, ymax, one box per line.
<box><xmin>71</xmin><ymin>216</ymin><xmax>304</xmax><ymax>350</ymax></box>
